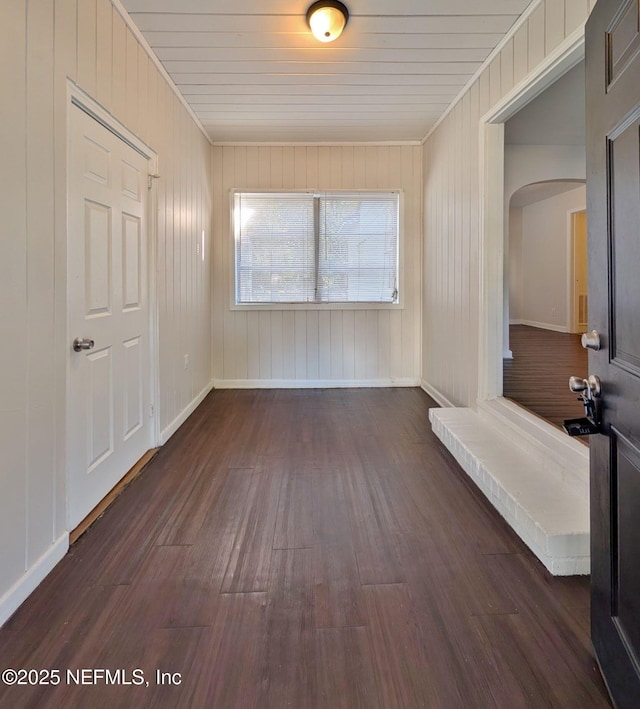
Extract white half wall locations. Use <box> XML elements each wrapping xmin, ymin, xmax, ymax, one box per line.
<box><xmin>0</xmin><ymin>0</ymin><xmax>212</xmax><ymax>625</ymax></box>
<box><xmin>212</xmin><ymin>145</ymin><xmax>422</xmax><ymax>385</ymax></box>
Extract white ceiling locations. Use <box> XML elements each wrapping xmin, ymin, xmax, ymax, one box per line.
<box><xmin>122</xmin><ymin>0</ymin><xmax>532</xmax><ymax>143</ymax></box>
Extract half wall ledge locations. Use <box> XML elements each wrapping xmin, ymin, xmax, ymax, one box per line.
<box><xmin>429</xmin><ymin>402</ymin><xmax>590</xmax><ymax>576</ymax></box>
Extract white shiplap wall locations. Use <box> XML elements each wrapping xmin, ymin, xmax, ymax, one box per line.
<box><xmin>422</xmin><ymin>0</ymin><xmax>593</xmax><ymax>407</ymax></box>
<box><xmin>0</xmin><ymin>0</ymin><xmax>212</xmax><ymax>624</ymax></box>
<box><xmin>211</xmin><ymin>145</ymin><xmax>422</xmax><ymax>387</ymax></box>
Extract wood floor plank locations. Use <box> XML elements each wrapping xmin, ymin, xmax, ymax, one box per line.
<box><xmin>342</xmin><ymin>464</ymin><xmax>405</xmax><ymax>585</ymax></box>
<box><xmin>0</xmin><ymin>388</ymin><xmax>612</xmax><ymax>708</ymax></box>
<box><xmin>312</xmin><ymin>472</ymin><xmax>367</xmax><ymax>629</ymax></box>
<box><xmin>184</xmin><ymin>467</ymin><xmax>258</xmax><ymax>577</ymax></box>
<box><xmin>261</xmin><ymin>549</ymin><xmax>316</xmax><ymax>708</ymax></box>
<box><xmin>315</xmin><ymin>626</ymin><xmax>380</xmax><ymax>709</ymax></box>
<box><xmin>363</xmin><ymin>583</ymin><xmax>442</xmax><ymax>707</ymax></box>
<box><xmin>155</xmin><ymin>465</ymin><xmax>229</xmax><ymax>547</ymax></box>
<box><xmin>471</xmin><ymin>611</ymin><xmax>611</xmax><ymax>708</ymax></box>
<box><xmin>273</xmin><ymin>472</ymin><xmax>314</xmax><ymax>550</ymax></box>
<box><xmin>504</xmin><ymin>325</ymin><xmax>589</xmax><ymax>431</ymax></box>
<box><xmin>176</xmin><ymin>593</ymin><xmax>268</xmax><ymax>709</ymax></box>
<box><xmin>398</xmin><ymin>532</ymin><xmax>519</xmax><ymax>618</ymax></box>
<box><xmin>220</xmin><ymin>464</ymin><xmax>281</xmax><ymax>594</ymax></box>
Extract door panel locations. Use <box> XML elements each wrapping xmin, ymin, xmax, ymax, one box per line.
<box><xmin>609</xmin><ymin>115</ymin><xmax>640</xmax><ymax>373</ymax></box>
<box><xmin>606</xmin><ymin>0</ymin><xmax>640</xmax><ymax>85</ymax></box>
<box><xmin>83</xmin><ymin>136</ymin><xmax>110</xmax><ymax>185</ymax></box>
<box><xmin>68</xmin><ymin>105</ymin><xmax>151</xmax><ymax>529</ymax></box>
<box><xmin>612</xmin><ymin>430</ymin><xmax>640</xmax><ymax>661</ymax></box>
<box><xmin>122</xmin><ymin>213</ymin><xmax>141</xmax><ymax>310</ymax></box>
<box><xmin>85</xmin><ymin>201</ymin><xmax>112</xmax><ymax>316</ymax></box>
<box><xmin>86</xmin><ymin>347</ymin><xmax>113</xmax><ymax>471</ymax></box>
<box><xmin>121</xmin><ymin>160</ymin><xmax>141</xmax><ymax>201</ymax></box>
<box><xmin>123</xmin><ymin>336</ymin><xmax>143</xmax><ymax>441</ymax></box>
<box><xmin>586</xmin><ymin>0</ymin><xmax>640</xmax><ymax>705</ymax></box>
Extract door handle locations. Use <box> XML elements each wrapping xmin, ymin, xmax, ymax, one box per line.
<box><xmin>73</xmin><ymin>337</ymin><xmax>95</xmax><ymax>352</ymax></box>
<box><xmin>564</xmin><ymin>374</ymin><xmax>602</xmax><ymax>436</ymax></box>
<box><xmin>569</xmin><ymin>374</ymin><xmax>601</xmax><ymax>398</ymax></box>
<box><xmin>581</xmin><ymin>330</ymin><xmax>601</xmax><ymax>351</ymax></box>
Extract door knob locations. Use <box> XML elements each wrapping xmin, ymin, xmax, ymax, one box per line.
<box><xmin>73</xmin><ymin>337</ymin><xmax>95</xmax><ymax>352</ymax></box>
<box><xmin>569</xmin><ymin>374</ymin><xmax>601</xmax><ymax>398</ymax></box>
<box><xmin>581</xmin><ymin>330</ymin><xmax>601</xmax><ymax>351</ymax></box>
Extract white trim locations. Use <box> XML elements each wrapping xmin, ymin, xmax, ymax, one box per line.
<box><xmin>230</xmin><ymin>302</ymin><xmax>405</xmax><ymax>312</ymax></box>
<box><xmin>478</xmin><ymin>28</ymin><xmax>586</xmax><ymax>402</ymax></box>
<box><xmin>0</xmin><ymin>535</ymin><xmax>69</xmax><ymax>627</ymax></box>
<box><xmin>518</xmin><ymin>319</ymin><xmax>569</xmax><ymax>333</ymax></box>
<box><xmin>478</xmin><ymin>123</ymin><xmax>505</xmax><ymax>400</ymax></box>
<box><xmin>148</xmin><ymin>165</ymin><xmax>162</xmax><ymax>447</ymax></box>
<box><xmin>110</xmin><ymin>0</ymin><xmax>212</xmax><ymax>146</ymax></box>
<box><xmin>160</xmin><ymin>381</ymin><xmax>215</xmax><ymax>444</ymax></box>
<box><xmin>229</xmin><ymin>189</ymin><xmax>405</xmax><ymax>311</ymax></box>
<box><xmin>422</xmin><ymin>0</ymin><xmax>543</xmax><ymax>144</ymax></box>
<box><xmin>503</xmin><ymin>350</ymin><xmax>514</xmax><ymax>359</ymax></box>
<box><xmin>68</xmin><ymin>81</ymin><xmax>156</xmax><ymax>160</ymax></box>
<box><xmin>214</xmin><ymin>378</ymin><xmax>420</xmax><ymax>390</ymax></box>
<box><xmin>482</xmin><ymin>25</ymin><xmax>586</xmax><ymax>126</ymax></box>
<box><xmin>213</xmin><ymin>141</ymin><xmax>422</xmax><ymax>147</ymax></box>
<box><xmin>420</xmin><ymin>379</ymin><xmax>455</xmax><ymax>408</ymax></box>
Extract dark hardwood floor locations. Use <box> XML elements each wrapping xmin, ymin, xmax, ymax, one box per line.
<box><xmin>504</xmin><ymin>325</ymin><xmax>589</xmax><ymax>430</ymax></box>
<box><xmin>0</xmin><ymin>389</ymin><xmax>610</xmax><ymax>708</ymax></box>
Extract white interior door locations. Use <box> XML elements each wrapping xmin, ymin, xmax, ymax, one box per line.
<box><xmin>67</xmin><ymin>104</ymin><xmax>152</xmax><ymax>529</ymax></box>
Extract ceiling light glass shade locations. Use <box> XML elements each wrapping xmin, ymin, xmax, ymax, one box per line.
<box><xmin>306</xmin><ymin>1</ymin><xmax>349</xmax><ymax>42</ymax></box>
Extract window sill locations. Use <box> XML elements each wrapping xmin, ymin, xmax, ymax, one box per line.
<box><xmin>230</xmin><ymin>301</ymin><xmax>404</xmax><ymax>312</ymax></box>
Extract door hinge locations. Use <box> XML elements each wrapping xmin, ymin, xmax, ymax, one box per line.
<box><xmin>149</xmin><ymin>404</ymin><xmax>154</xmax><ymax>418</ymax></box>
<box><xmin>148</xmin><ymin>174</ymin><xmax>161</xmax><ymax>189</ymax></box>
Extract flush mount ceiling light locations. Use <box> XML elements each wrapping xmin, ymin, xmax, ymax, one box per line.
<box><xmin>306</xmin><ymin>1</ymin><xmax>349</xmax><ymax>43</ymax></box>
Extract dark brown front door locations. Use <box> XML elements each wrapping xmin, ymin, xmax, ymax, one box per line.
<box><xmin>586</xmin><ymin>0</ymin><xmax>640</xmax><ymax>706</ymax></box>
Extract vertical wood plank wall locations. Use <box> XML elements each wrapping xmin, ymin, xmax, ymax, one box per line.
<box><xmin>0</xmin><ymin>0</ymin><xmax>212</xmax><ymax>617</ymax></box>
<box><xmin>211</xmin><ymin>145</ymin><xmax>422</xmax><ymax>386</ymax></box>
<box><xmin>422</xmin><ymin>0</ymin><xmax>592</xmax><ymax>407</ymax></box>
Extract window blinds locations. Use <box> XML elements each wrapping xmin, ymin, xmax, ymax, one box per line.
<box><xmin>317</xmin><ymin>192</ymin><xmax>398</xmax><ymax>303</ymax></box>
<box><xmin>235</xmin><ymin>191</ymin><xmax>399</xmax><ymax>305</ymax></box>
<box><xmin>235</xmin><ymin>192</ymin><xmax>316</xmax><ymax>303</ymax></box>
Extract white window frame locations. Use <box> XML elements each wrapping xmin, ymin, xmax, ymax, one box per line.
<box><xmin>229</xmin><ymin>188</ymin><xmax>404</xmax><ymax>311</ymax></box>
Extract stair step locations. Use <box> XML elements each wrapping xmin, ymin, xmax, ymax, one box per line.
<box><xmin>430</xmin><ymin>406</ymin><xmax>590</xmax><ymax>576</ymax></box>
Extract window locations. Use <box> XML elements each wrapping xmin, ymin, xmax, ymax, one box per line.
<box><xmin>233</xmin><ymin>191</ymin><xmax>400</xmax><ymax>305</ymax></box>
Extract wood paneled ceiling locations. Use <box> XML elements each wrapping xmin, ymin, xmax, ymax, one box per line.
<box><xmin>122</xmin><ymin>0</ymin><xmax>532</xmax><ymax>143</ymax></box>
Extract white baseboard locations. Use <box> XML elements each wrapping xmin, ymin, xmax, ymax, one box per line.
<box><xmin>213</xmin><ymin>378</ymin><xmax>420</xmax><ymax>390</ymax></box>
<box><xmin>510</xmin><ymin>319</ymin><xmax>523</xmax><ymax>325</ymax></box>
<box><xmin>0</xmin><ymin>534</ymin><xmax>69</xmax><ymax>627</ymax></box>
<box><xmin>420</xmin><ymin>379</ymin><xmax>454</xmax><ymax>408</ymax></box>
<box><xmin>160</xmin><ymin>380</ymin><xmax>215</xmax><ymax>444</ymax></box>
<box><xmin>503</xmin><ymin>349</ymin><xmax>513</xmax><ymax>359</ymax></box>
<box><xmin>518</xmin><ymin>320</ymin><xmax>568</xmax><ymax>333</ymax></box>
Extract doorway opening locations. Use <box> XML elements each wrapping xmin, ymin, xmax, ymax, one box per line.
<box><xmin>499</xmin><ymin>59</ymin><xmax>588</xmax><ymax>432</ymax></box>
<box><xmin>503</xmin><ymin>180</ymin><xmax>588</xmax><ymax>430</ymax></box>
